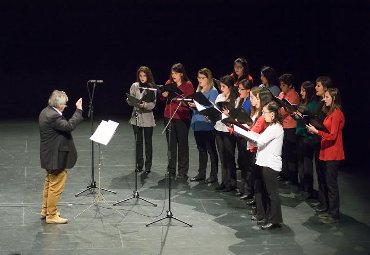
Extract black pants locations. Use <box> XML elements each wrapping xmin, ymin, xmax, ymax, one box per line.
<box><xmin>236</xmin><ymin>137</ymin><xmax>253</xmax><ymax>195</ymax></box>
<box><xmin>215</xmin><ymin>131</ymin><xmax>236</xmax><ymax>188</ymax></box>
<box><xmin>296</xmin><ymin>135</ymin><xmax>315</xmax><ymax>194</ymax></box>
<box><xmin>281</xmin><ymin>128</ymin><xmax>298</xmax><ymax>184</ymax></box>
<box><xmin>194</xmin><ymin>130</ymin><xmax>219</xmax><ymax>179</ymax></box>
<box><xmin>164</xmin><ymin>118</ymin><xmax>190</xmax><ymax>177</ymax></box>
<box><xmin>252</xmin><ymin>154</ymin><xmax>267</xmax><ymax>220</ymax></box>
<box><xmin>261</xmin><ymin>167</ymin><xmax>283</xmax><ymax>224</ymax></box>
<box><xmin>322</xmin><ymin>160</ymin><xmax>341</xmax><ymax>218</ymax></box>
<box><xmin>132</xmin><ymin>125</ymin><xmax>153</xmax><ymax>171</ymax></box>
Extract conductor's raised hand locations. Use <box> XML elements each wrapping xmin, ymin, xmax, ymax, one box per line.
<box><xmin>76</xmin><ymin>98</ymin><xmax>83</xmax><ymax>110</ymax></box>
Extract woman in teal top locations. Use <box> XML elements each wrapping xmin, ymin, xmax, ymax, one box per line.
<box><xmin>295</xmin><ymin>81</ymin><xmax>318</xmax><ymax>200</ymax></box>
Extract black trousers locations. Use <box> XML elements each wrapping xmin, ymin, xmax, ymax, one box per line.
<box><xmin>236</xmin><ymin>137</ymin><xmax>253</xmax><ymax>195</ymax></box>
<box><xmin>261</xmin><ymin>167</ymin><xmax>283</xmax><ymax>224</ymax></box>
<box><xmin>281</xmin><ymin>128</ymin><xmax>298</xmax><ymax>184</ymax></box>
<box><xmin>322</xmin><ymin>160</ymin><xmax>341</xmax><ymax>218</ymax></box>
<box><xmin>194</xmin><ymin>130</ymin><xmax>219</xmax><ymax>179</ymax></box>
<box><xmin>296</xmin><ymin>135</ymin><xmax>315</xmax><ymax>194</ymax></box>
<box><xmin>215</xmin><ymin>131</ymin><xmax>236</xmax><ymax>188</ymax></box>
<box><xmin>132</xmin><ymin>125</ymin><xmax>153</xmax><ymax>171</ymax></box>
<box><xmin>252</xmin><ymin>154</ymin><xmax>267</xmax><ymax>220</ymax></box>
<box><xmin>164</xmin><ymin>118</ymin><xmax>190</xmax><ymax>177</ymax></box>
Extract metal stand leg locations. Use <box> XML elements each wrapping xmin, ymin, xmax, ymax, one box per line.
<box><xmin>113</xmin><ymin>123</ymin><xmax>157</xmax><ymax>207</ymax></box>
<box><xmin>75</xmin><ymin>144</ymin><xmax>123</xmax><ymax>219</ymax></box>
<box><xmin>146</xmin><ymin>173</ymin><xmax>192</xmax><ymax>227</ymax></box>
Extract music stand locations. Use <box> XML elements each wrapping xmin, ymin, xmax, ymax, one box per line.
<box><xmin>113</xmin><ymin>90</ymin><xmax>157</xmax><ymax>207</ymax></box>
<box><xmin>75</xmin><ymin>120</ymin><xmax>123</xmax><ymax>219</ymax></box>
<box><xmin>146</xmin><ymin>97</ymin><xmax>192</xmax><ymax>227</ymax></box>
<box><xmin>75</xmin><ymin>81</ymin><xmax>116</xmax><ymax>197</ymax></box>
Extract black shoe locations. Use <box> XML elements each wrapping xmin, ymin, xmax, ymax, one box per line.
<box><xmin>135</xmin><ymin>168</ymin><xmax>143</xmax><ymax>172</ymax></box>
<box><xmin>167</xmin><ymin>173</ymin><xmax>176</xmax><ymax>179</ymax></box>
<box><xmin>176</xmin><ymin>175</ymin><xmax>188</xmax><ymax>181</ymax></box>
<box><xmin>251</xmin><ymin>216</ymin><xmax>266</xmax><ymax>225</ymax></box>
<box><xmin>310</xmin><ymin>201</ymin><xmax>321</xmax><ymax>208</ymax></box>
<box><xmin>248</xmin><ymin>208</ymin><xmax>256</xmax><ymax>215</ymax></box>
<box><xmin>246</xmin><ymin>199</ymin><xmax>255</xmax><ymax>205</ymax></box>
<box><xmin>215</xmin><ymin>183</ymin><xmax>226</xmax><ymax>191</ymax></box>
<box><xmin>250</xmin><ymin>215</ymin><xmax>259</xmax><ymax>221</ymax></box>
<box><xmin>315</xmin><ymin>206</ymin><xmax>327</xmax><ymax>213</ymax></box>
<box><xmin>261</xmin><ymin>223</ymin><xmax>281</xmax><ymax>230</ymax></box>
<box><xmin>295</xmin><ymin>191</ymin><xmax>310</xmax><ymax>201</ymax></box>
<box><xmin>234</xmin><ymin>191</ymin><xmax>243</xmax><ymax>197</ymax></box>
<box><xmin>144</xmin><ymin>169</ymin><xmax>151</xmax><ymax>174</ymax></box>
<box><xmin>320</xmin><ymin>216</ymin><xmax>339</xmax><ymax>224</ymax></box>
<box><xmin>205</xmin><ymin>177</ymin><xmax>218</xmax><ymax>184</ymax></box>
<box><xmin>223</xmin><ymin>186</ymin><xmax>236</xmax><ymax>192</ymax></box>
<box><xmin>190</xmin><ymin>176</ymin><xmax>205</xmax><ymax>182</ymax></box>
<box><xmin>240</xmin><ymin>194</ymin><xmax>253</xmax><ymax>200</ymax></box>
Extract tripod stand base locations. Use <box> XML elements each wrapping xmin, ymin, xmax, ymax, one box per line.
<box><xmin>113</xmin><ymin>191</ymin><xmax>157</xmax><ymax>207</ymax></box>
<box><xmin>75</xmin><ymin>182</ymin><xmax>117</xmax><ymax>197</ymax></box>
<box><xmin>146</xmin><ymin>210</ymin><xmax>192</xmax><ymax>227</ymax></box>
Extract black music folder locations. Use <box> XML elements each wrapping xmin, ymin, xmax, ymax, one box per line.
<box><xmin>126</xmin><ymin>93</ymin><xmax>141</xmax><ymax>108</ymax></box>
<box><xmin>309</xmin><ymin>117</ymin><xmax>329</xmax><ymax>133</ymax></box>
<box><xmin>140</xmin><ymin>90</ymin><xmax>156</xmax><ymax>103</ymax></box>
<box><xmin>161</xmin><ymin>83</ymin><xmax>184</xmax><ymax>99</ymax></box>
<box><xmin>188</xmin><ymin>92</ymin><xmax>213</xmax><ymax>106</ymax></box>
<box><xmin>293</xmin><ymin>111</ymin><xmax>329</xmax><ymax>133</ymax></box>
<box><xmin>228</xmin><ymin>108</ymin><xmax>253</xmax><ymax>126</ymax></box>
<box><xmin>216</xmin><ymin>101</ymin><xmax>234</xmax><ymax>111</ymax></box>
<box><xmin>199</xmin><ymin>107</ymin><xmax>222</xmax><ymax>122</ymax></box>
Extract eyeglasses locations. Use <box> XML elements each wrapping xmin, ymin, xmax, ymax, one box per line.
<box><xmin>197</xmin><ymin>76</ymin><xmax>207</xmax><ymax>80</ymax></box>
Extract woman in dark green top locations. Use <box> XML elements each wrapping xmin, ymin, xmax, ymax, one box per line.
<box><xmin>295</xmin><ymin>81</ymin><xmax>318</xmax><ymax>200</ymax></box>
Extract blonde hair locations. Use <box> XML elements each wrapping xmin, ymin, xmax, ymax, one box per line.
<box><xmin>48</xmin><ymin>90</ymin><xmax>68</xmax><ymax>107</ymax></box>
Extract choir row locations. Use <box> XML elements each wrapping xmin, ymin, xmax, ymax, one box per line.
<box><xmin>127</xmin><ymin>58</ymin><xmax>345</xmax><ymax>229</ymax></box>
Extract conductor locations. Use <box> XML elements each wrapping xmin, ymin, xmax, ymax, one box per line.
<box><xmin>39</xmin><ymin>90</ymin><xmax>83</xmax><ymax>224</ymax></box>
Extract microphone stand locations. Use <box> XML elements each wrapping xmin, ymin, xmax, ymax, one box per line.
<box><xmin>75</xmin><ymin>81</ymin><xmax>116</xmax><ymax>197</ymax></box>
<box><xmin>114</xmin><ymin>90</ymin><xmax>157</xmax><ymax>207</ymax></box>
<box><xmin>146</xmin><ymin>96</ymin><xmax>192</xmax><ymax>227</ymax></box>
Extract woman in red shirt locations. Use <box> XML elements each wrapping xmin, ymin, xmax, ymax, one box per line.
<box><xmin>160</xmin><ymin>63</ymin><xmax>194</xmax><ymax>181</ymax></box>
<box><xmin>278</xmin><ymin>74</ymin><xmax>300</xmax><ymax>186</ymax></box>
<box><xmin>307</xmin><ymin>88</ymin><xmax>345</xmax><ymax>224</ymax></box>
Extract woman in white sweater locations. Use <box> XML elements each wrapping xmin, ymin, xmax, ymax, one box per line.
<box><xmin>252</xmin><ymin>101</ymin><xmax>284</xmax><ymax>229</ymax></box>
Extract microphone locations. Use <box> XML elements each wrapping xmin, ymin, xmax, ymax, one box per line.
<box><xmin>88</xmin><ymin>80</ymin><xmax>104</xmax><ymax>83</ymax></box>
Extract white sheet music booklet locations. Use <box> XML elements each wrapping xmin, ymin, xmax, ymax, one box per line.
<box><xmin>90</xmin><ymin>120</ymin><xmax>119</xmax><ymax>145</ymax></box>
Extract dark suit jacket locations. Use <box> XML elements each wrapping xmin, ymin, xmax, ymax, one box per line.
<box><xmin>39</xmin><ymin>106</ymin><xmax>83</xmax><ymax>172</ymax></box>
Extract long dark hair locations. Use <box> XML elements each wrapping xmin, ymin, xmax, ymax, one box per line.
<box><xmin>257</xmin><ymin>87</ymin><xmax>273</xmax><ymax>118</ymax></box>
<box><xmin>232</xmin><ymin>57</ymin><xmax>250</xmax><ymax>83</ymax></box>
<box><xmin>136</xmin><ymin>66</ymin><xmax>155</xmax><ymax>86</ymax></box>
<box><xmin>169</xmin><ymin>63</ymin><xmax>189</xmax><ymax>83</ymax></box>
<box><xmin>323</xmin><ymin>88</ymin><xmax>342</xmax><ymax>115</ymax></box>
<box><xmin>265</xmin><ymin>101</ymin><xmax>283</xmax><ymax>125</ymax></box>
<box><xmin>236</xmin><ymin>79</ymin><xmax>253</xmax><ymax>108</ymax></box>
<box><xmin>300</xmin><ymin>81</ymin><xmax>316</xmax><ymax>105</ymax></box>
<box><xmin>261</xmin><ymin>66</ymin><xmax>279</xmax><ymax>87</ymax></box>
<box><xmin>220</xmin><ymin>75</ymin><xmax>238</xmax><ymax>108</ymax></box>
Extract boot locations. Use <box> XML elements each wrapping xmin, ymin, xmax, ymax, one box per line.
<box><xmin>46</xmin><ymin>215</ymin><xmax>68</xmax><ymax>224</ymax></box>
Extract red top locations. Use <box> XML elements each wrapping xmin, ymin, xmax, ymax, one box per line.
<box><xmin>249</xmin><ymin>115</ymin><xmax>267</xmax><ymax>152</ymax></box>
<box><xmin>160</xmin><ymin>80</ymin><xmax>194</xmax><ymax>120</ymax></box>
<box><xmin>278</xmin><ymin>88</ymin><xmax>300</xmax><ymax>129</ymax></box>
<box><xmin>317</xmin><ymin>108</ymin><xmax>345</xmax><ymax>161</ymax></box>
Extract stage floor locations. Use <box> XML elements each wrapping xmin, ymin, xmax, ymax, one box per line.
<box><xmin>0</xmin><ymin>119</ymin><xmax>369</xmax><ymax>255</ymax></box>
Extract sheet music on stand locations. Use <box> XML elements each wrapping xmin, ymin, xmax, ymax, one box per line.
<box><xmin>75</xmin><ymin>120</ymin><xmax>123</xmax><ymax>219</ymax></box>
<box><xmin>90</xmin><ymin>120</ymin><xmax>119</xmax><ymax>145</ymax></box>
